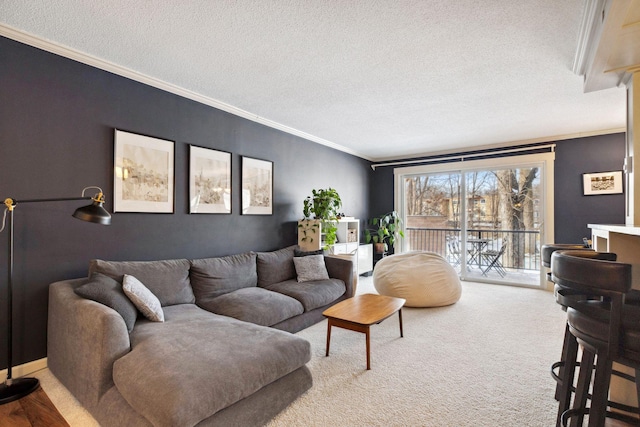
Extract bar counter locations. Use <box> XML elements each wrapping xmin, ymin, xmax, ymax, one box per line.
<box><xmin>587</xmin><ymin>224</ymin><xmax>640</xmax><ymax>415</ymax></box>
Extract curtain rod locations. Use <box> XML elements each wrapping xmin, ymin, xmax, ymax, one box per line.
<box><xmin>370</xmin><ymin>143</ymin><xmax>556</xmax><ymax>170</ymax></box>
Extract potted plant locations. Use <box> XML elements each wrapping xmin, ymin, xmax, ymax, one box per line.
<box><xmin>364</xmin><ymin>211</ymin><xmax>405</xmax><ymax>254</ymax></box>
<box><xmin>298</xmin><ymin>188</ymin><xmax>342</xmax><ymax>250</ymax></box>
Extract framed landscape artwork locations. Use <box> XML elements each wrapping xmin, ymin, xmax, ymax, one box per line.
<box><xmin>582</xmin><ymin>171</ymin><xmax>623</xmax><ymax>196</ymax></box>
<box><xmin>241</xmin><ymin>156</ymin><xmax>273</xmax><ymax>215</ymax></box>
<box><xmin>114</xmin><ymin>129</ymin><xmax>175</xmax><ymax>213</ymax></box>
<box><xmin>189</xmin><ymin>145</ymin><xmax>231</xmax><ymax>214</ymax></box>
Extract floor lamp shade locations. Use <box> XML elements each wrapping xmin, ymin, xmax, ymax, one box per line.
<box><xmin>0</xmin><ymin>187</ymin><xmax>110</xmax><ymax>405</ymax></box>
<box><xmin>72</xmin><ymin>199</ymin><xmax>112</xmax><ymax>225</ymax></box>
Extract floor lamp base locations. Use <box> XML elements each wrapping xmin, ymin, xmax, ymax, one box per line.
<box><xmin>0</xmin><ymin>377</ymin><xmax>40</xmax><ymax>405</ymax></box>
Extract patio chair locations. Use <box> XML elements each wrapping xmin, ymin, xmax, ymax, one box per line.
<box><xmin>480</xmin><ymin>239</ymin><xmax>507</xmax><ymax>277</ymax></box>
<box><xmin>446</xmin><ymin>237</ymin><xmax>462</xmax><ymax>266</ymax></box>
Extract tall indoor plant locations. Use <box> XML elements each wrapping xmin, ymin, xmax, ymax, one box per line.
<box><xmin>298</xmin><ymin>188</ymin><xmax>342</xmax><ymax>250</ymax></box>
<box><xmin>364</xmin><ymin>211</ymin><xmax>405</xmax><ymax>253</ymax></box>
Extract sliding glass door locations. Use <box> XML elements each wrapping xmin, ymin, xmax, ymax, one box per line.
<box><xmin>397</xmin><ymin>153</ymin><xmax>553</xmax><ymax>287</ymax></box>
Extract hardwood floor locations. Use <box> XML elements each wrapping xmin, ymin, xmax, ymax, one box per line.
<box><xmin>607</xmin><ymin>419</ymin><xmax>638</xmax><ymax>426</ymax></box>
<box><xmin>0</xmin><ymin>386</ymin><xmax>68</xmax><ymax>427</ymax></box>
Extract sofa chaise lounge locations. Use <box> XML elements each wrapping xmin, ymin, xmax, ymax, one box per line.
<box><xmin>47</xmin><ymin>245</ymin><xmax>353</xmax><ymax>426</ymax></box>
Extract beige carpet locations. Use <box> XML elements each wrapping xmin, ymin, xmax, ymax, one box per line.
<box><xmin>37</xmin><ymin>276</ymin><xmax>566</xmax><ymax>426</ymax></box>
<box><xmin>267</xmin><ymin>277</ymin><xmax>565</xmax><ymax>426</ymax></box>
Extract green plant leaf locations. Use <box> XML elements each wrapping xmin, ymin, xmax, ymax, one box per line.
<box><xmin>363</xmin><ymin>210</ymin><xmax>404</xmax><ymax>251</ymax></box>
<box><xmin>301</xmin><ymin>188</ymin><xmax>342</xmax><ymax>221</ymax></box>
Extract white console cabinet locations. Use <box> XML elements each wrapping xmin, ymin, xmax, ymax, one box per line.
<box><xmin>357</xmin><ymin>243</ymin><xmax>373</xmax><ymax>275</ymax></box>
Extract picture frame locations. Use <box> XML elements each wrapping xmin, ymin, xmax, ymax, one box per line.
<box><xmin>241</xmin><ymin>156</ymin><xmax>273</xmax><ymax>215</ymax></box>
<box><xmin>114</xmin><ymin>129</ymin><xmax>175</xmax><ymax>213</ymax></box>
<box><xmin>189</xmin><ymin>145</ymin><xmax>231</xmax><ymax>214</ymax></box>
<box><xmin>582</xmin><ymin>171</ymin><xmax>623</xmax><ymax>196</ymax></box>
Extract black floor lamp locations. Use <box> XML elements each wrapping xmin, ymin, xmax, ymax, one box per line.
<box><xmin>0</xmin><ymin>186</ymin><xmax>111</xmax><ymax>405</ymax></box>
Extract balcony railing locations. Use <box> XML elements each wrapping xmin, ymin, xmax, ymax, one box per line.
<box><xmin>406</xmin><ymin>227</ymin><xmax>541</xmax><ymax>271</ymax></box>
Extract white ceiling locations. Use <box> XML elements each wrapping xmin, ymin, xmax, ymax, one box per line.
<box><xmin>0</xmin><ymin>1</ymin><xmax>627</xmax><ymax>161</ymax></box>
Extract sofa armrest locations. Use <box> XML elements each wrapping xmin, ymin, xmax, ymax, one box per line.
<box><xmin>324</xmin><ymin>256</ymin><xmax>354</xmax><ymax>298</ymax></box>
<box><xmin>48</xmin><ymin>278</ymin><xmax>131</xmax><ymax>409</ymax></box>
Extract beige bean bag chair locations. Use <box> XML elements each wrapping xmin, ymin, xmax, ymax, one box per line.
<box><xmin>373</xmin><ymin>251</ymin><xmax>461</xmax><ymax>307</ymax></box>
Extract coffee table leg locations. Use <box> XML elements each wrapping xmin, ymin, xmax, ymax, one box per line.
<box><xmin>398</xmin><ymin>309</ymin><xmax>403</xmax><ymax>338</ymax></box>
<box><xmin>365</xmin><ymin>326</ymin><xmax>371</xmax><ymax>370</ymax></box>
<box><xmin>326</xmin><ymin>320</ymin><xmax>332</xmax><ymax>357</ymax></box>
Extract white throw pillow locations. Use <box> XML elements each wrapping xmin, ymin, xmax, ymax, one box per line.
<box><xmin>123</xmin><ymin>274</ymin><xmax>165</xmax><ymax>322</ymax></box>
<box><xmin>293</xmin><ymin>255</ymin><xmax>330</xmax><ymax>282</ymax></box>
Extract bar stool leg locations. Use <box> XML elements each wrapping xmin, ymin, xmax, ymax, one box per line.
<box><xmin>556</xmin><ymin>325</ymin><xmax>568</xmax><ymax>400</ymax></box>
<box><xmin>568</xmin><ymin>349</ymin><xmax>595</xmax><ymax>427</ymax></box>
<box><xmin>556</xmin><ymin>327</ymin><xmax>579</xmax><ymax>427</ymax></box>
<box><xmin>636</xmin><ymin>369</ymin><xmax>640</xmax><ymax>410</ymax></box>
<box><xmin>588</xmin><ymin>355</ymin><xmax>613</xmax><ymax>427</ymax></box>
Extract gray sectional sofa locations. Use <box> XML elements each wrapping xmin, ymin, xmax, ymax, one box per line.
<box><xmin>47</xmin><ymin>245</ymin><xmax>354</xmax><ymax>427</ymax></box>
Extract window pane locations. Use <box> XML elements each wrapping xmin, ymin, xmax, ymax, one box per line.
<box><xmin>404</xmin><ymin>172</ymin><xmax>461</xmax><ymax>270</ymax></box>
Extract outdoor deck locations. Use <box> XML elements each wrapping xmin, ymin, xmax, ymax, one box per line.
<box><xmin>406</xmin><ymin>227</ymin><xmax>542</xmax><ymax>287</ymax></box>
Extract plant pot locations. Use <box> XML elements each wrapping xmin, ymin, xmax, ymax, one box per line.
<box><xmin>374</xmin><ymin>243</ymin><xmax>386</xmax><ymax>254</ymax></box>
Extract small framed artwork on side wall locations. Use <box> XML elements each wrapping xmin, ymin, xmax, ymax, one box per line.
<box><xmin>582</xmin><ymin>171</ymin><xmax>623</xmax><ymax>196</ymax></box>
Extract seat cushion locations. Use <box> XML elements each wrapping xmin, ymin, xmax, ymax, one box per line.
<box><xmin>197</xmin><ymin>287</ymin><xmax>304</xmax><ymax>326</ymax></box>
<box><xmin>264</xmin><ymin>278</ymin><xmax>346</xmax><ymax>311</ymax></box>
<box><xmin>567</xmin><ymin>302</ymin><xmax>640</xmax><ymax>355</ymax></box>
<box><xmin>113</xmin><ymin>304</ymin><xmax>311</xmax><ymax>427</ymax></box>
<box><xmin>89</xmin><ymin>258</ymin><xmax>194</xmax><ymax>306</ymax></box>
<box><xmin>190</xmin><ymin>252</ymin><xmax>257</xmax><ymax>300</ymax></box>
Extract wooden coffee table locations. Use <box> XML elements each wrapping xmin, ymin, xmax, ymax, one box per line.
<box><xmin>323</xmin><ymin>293</ymin><xmax>405</xmax><ymax>370</ymax></box>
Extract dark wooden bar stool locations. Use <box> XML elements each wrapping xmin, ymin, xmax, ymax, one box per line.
<box><xmin>541</xmin><ymin>244</ymin><xmax>592</xmax><ymax>279</ymax></box>
<box><xmin>551</xmin><ymin>250</ymin><xmax>640</xmax><ymax>427</ymax></box>
<box><xmin>542</xmin><ymin>243</ymin><xmax>598</xmax><ymax>426</ymax></box>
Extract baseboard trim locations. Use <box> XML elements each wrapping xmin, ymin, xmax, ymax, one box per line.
<box><xmin>0</xmin><ymin>358</ymin><xmax>48</xmax><ymax>379</ymax></box>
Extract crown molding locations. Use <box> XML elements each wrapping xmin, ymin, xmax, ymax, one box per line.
<box><xmin>572</xmin><ymin>0</ymin><xmax>604</xmax><ymax>76</ymax></box>
<box><xmin>0</xmin><ymin>23</ymin><xmax>372</xmax><ymax>161</ymax></box>
<box><xmin>572</xmin><ymin>0</ymin><xmax>639</xmax><ymax>92</ymax></box>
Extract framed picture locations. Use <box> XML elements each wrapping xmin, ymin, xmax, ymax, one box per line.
<box><xmin>114</xmin><ymin>129</ymin><xmax>175</xmax><ymax>213</ymax></box>
<box><xmin>583</xmin><ymin>171</ymin><xmax>623</xmax><ymax>196</ymax></box>
<box><xmin>189</xmin><ymin>145</ymin><xmax>231</xmax><ymax>214</ymax></box>
<box><xmin>241</xmin><ymin>156</ymin><xmax>273</xmax><ymax>215</ymax></box>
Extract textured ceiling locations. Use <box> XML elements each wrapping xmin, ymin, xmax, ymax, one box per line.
<box><xmin>0</xmin><ymin>1</ymin><xmax>627</xmax><ymax>161</ymax></box>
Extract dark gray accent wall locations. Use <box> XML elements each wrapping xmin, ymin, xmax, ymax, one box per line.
<box><xmin>0</xmin><ymin>36</ymin><xmax>371</xmax><ymax>368</ymax></box>
<box><xmin>370</xmin><ymin>133</ymin><xmax>626</xmax><ymax>243</ymax></box>
<box><xmin>369</xmin><ymin>165</ymin><xmax>395</xmax><ymax>217</ymax></box>
<box><xmin>554</xmin><ymin>133</ymin><xmax>625</xmax><ymax>242</ymax></box>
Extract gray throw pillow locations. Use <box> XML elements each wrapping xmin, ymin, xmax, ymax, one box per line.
<box><xmin>293</xmin><ymin>255</ymin><xmax>330</xmax><ymax>282</ymax></box>
<box><xmin>74</xmin><ymin>272</ymin><xmax>138</xmax><ymax>333</ymax></box>
<box><xmin>123</xmin><ymin>275</ymin><xmax>164</xmax><ymax>322</ymax></box>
